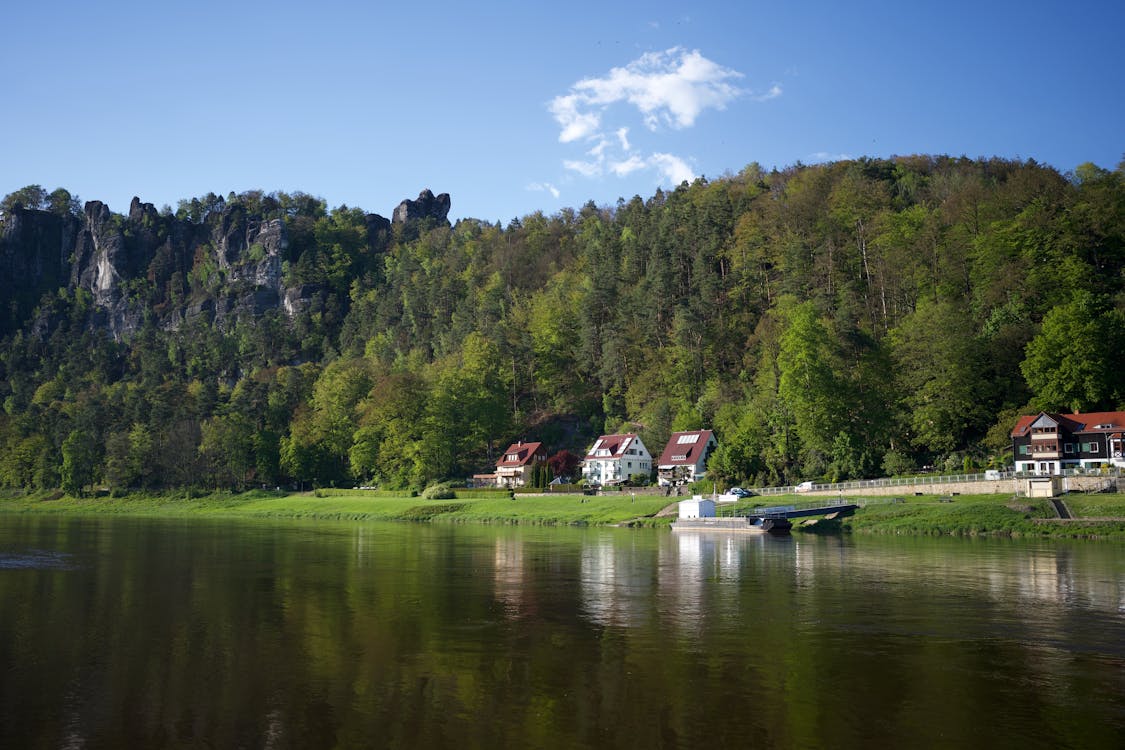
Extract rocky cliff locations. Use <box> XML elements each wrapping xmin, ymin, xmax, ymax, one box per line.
<box><xmin>0</xmin><ymin>189</ymin><xmax>450</xmax><ymax>341</ymax></box>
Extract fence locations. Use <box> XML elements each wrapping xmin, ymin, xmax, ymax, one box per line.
<box><xmin>754</xmin><ymin>467</ymin><xmax>1123</xmax><ymax>497</ymax></box>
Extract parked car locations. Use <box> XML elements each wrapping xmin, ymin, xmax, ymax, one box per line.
<box><xmin>795</xmin><ymin>481</ymin><xmax>814</xmax><ymax>492</ymax></box>
<box><xmin>729</xmin><ymin>487</ymin><xmax>756</xmax><ymax>498</ymax></box>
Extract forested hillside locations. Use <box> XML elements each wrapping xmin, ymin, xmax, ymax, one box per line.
<box><xmin>1</xmin><ymin>156</ymin><xmax>1122</xmax><ymax>494</ymax></box>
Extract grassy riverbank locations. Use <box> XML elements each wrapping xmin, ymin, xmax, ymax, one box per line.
<box><xmin>784</xmin><ymin>493</ymin><xmax>1125</xmax><ymax>540</ymax></box>
<box><xmin>2</xmin><ymin>489</ymin><xmax>1124</xmax><ymax>539</ymax></box>
<box><xmin>0</xmin><ymin>489</ymin><xmax>675</xmax><ymax>527</ymax></box>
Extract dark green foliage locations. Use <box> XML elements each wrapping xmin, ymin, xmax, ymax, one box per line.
<box><xmin>2</xmin><ymin>156</ymin><xmax>1123</xmax><ymax>492</ymax></box>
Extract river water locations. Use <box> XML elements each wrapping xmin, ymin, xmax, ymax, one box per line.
<box><xmin>1</xmin><ymin>515</ymin><xmax>1123</xmax><ymax>749</ymax></box>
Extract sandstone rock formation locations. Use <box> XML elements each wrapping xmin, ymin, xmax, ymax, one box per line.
<box><xmin>0</xmin><ymin>188</ymin><xmax>447</xmax><ymax>341</ymax></box>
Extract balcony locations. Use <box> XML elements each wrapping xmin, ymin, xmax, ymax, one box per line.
<box><xmin>1030</xmin><ymin>441</ymin><xmax>1060</xmax><ymax>459</ymax></box>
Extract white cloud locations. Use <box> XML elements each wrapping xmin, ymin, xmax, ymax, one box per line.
<box><xmin>565</xmin><ymin>151</ymin><xmax>693</xmax><ymax>186</ymax></box>
<box><xmin>753</xmin><ymin>84</ymin><xmax>783</xmax><ymax>102</ymax></box>
<box><xmin>563</xmin><ymin>159</ymin><xmax>602</xmax><ymax>178</ymax></box>
<box><xmin>610</xmin><ymin>155</ymin><xmax>647</xmax><ymax>177</ymax></box>
<box><xmin>650</xmin><ymin>153</ymin><xmax>695</xmax><ymax>184</ymax></box>
<box><xmin>526</xmin><ymin>182</ymin><xmax>560</xmax><ymax>198</ymax></box>
<box><xmin>587</xmin><ymin>137</ymin><xmax>611</xmax><ymax>158</ymax></box>
<box><xmin>549</xmin><ymin>94</ymin><xmax>602</xmax><ymax>143</ymax></box>
<box><xmin>806</xmin><ymin>151</ymin><xmax>853</xmax><ymax>164</ymax></box>
<box><xmin>547</xmin><ymin>48</ymin><xmax>769</xmax><ymax>190</ymax></box>
<box><xmin>550</xmin><ymin>47</ymin><xmax>745</xmax><ymax>138</ymax></box>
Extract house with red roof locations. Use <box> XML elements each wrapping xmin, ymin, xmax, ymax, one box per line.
<box><xmin>657</xmin><ymin>429</ymin><xmax>718</xmax><ymax>487</ymax></box>
<box><xmin>1010</xmin><ymin>411</ymin><xmax>1125</xmax><ymax>475</ymax></box>
<box><xmin>582</xmin><ymin>433</ymin><xmax>652</xmax><ymax>486</ymax></box>
<box><xmin>494</xmin><ymin>441</ymin><xmax>547</xmax><ymax>488</ymax></box>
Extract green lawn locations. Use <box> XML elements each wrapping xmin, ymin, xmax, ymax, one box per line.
<box><xmin>0</xmin><ymin>489</ymin><xmax>674</xmax><ymax>526</ymax></box>
<box><xmin>2</xmin><ymin>488</ymin><xmax>1123</xmax><ymax>539</ymax></box>
<box><xmin>829</xmin><ymin>493</ymin><xmax>1125</xmax><ymax>540</ymax></box>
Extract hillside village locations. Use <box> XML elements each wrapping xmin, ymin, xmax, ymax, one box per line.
<box><xmin>478</xmin><ymin>411</ymin><xmax>1125</xmax><ymax>494</ymax></box>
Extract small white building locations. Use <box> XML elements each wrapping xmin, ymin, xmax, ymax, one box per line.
<box><xmin>678</xmin><ymin>496</ymin><xmax>716</xmax><ymax>519</ymax></box>
<box><xmin>582</xmin><ymin>433</ymin><xmax>652</xmax><ymax>486</ymax></box>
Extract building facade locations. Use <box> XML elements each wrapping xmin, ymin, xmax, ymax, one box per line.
<box><xmin>1011</xmin><ymin>411</ymin><xmax>1125</xmax><ymax>475</ymax></box>
<box><xmin>494</xmin><ymin>441</ymin><xmax>547</xmax><ymax>488</ymax></box>
<box><xmin>656</xmin><ymin>429</ymin><xmax>718</xmax><ymax>486</ymax></box>
<box><xmin>582</xmin><ymin>433</ymin><xmax>652</xmax><ymax>486</ymax></box>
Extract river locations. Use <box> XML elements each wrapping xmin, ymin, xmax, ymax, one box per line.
<box><xmin>1</xmin><ymin>515</ymin><xmax>1123</xmax><ymax>748</ymax></box>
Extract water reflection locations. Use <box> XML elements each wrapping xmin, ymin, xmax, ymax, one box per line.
<box><xmin>0</xmin><ymin>548</ymin><xmax>75</xmax><ymax>569</ymax></box>
<box><xmin>579</xmin><ymin>536</ymin><xmax>654</xmax><ymax>628</ymax></box>
<box><xmin>493</xmin><ymin>536</ymin><xmax>525</xmax><ymax>617</ymax></box>
<box><xmin>1</xmin><ymin>516</ymin><xmax>1123</xmax><ymax>749</ymax></box>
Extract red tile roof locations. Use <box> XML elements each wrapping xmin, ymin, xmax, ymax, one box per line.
<box><xmin>584</xmin><ymin>434</ymin><xmax>639</xmax><ymax>460</ymax></box>
<box><xmin>496</xmin><ymin>441</ymin><xmax>545</xmax><ymax>468</ymax></box>
<box><xmin>657</xmin><ymin>430</ymin><xmax>716</xmax><ymax>466</ymax></box>
<box><xmin>1011</xmin><ymin>411</ymin><xmax>1125</xmax><ymax>437</ymax></box>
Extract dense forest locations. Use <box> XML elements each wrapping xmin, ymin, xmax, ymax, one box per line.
<box><xmin>1</xmin><ymin>155</ymin><xmax>1123</xmax><ymax>494</ymax></box>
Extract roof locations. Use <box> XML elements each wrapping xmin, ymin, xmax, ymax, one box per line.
<box><xmin>584</xmin><ymin>433</ymin><xmax>640</xmax><ymax>460</ymax></box>
<box><xmin>495</xmin><ymin>441</ymin><xmax>545</xmax><ymax>468</ymax></box>
<box><xmin>657</xmin><ymin>430</ymin><xmax>716</xmax><ymax>467</ymax></box>
<box><xmin>1010</xmin><ymin>411</ymin><xmax>1125</xmax><ymax>438</ymax></box>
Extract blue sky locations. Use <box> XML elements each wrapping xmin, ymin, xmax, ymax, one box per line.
<box><xmin>3</xmin><ymin>1</ymin><xmax>1122</xmax><ymax>223</ymax></box>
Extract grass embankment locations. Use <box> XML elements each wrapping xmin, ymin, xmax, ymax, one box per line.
<box><xmin>731</xmin><ymin>493</ymin><xmax>1125</xmax><ymax>540</ymax></box>
<box><xmin>2</xmin><ymin>489</ymin><xmax>1124</xmax><ymax>538</ymax></box>
<box><xmin>0</xmin><ymin>488</ymin><xmax>674</xmax><ymax>527</ymax></box>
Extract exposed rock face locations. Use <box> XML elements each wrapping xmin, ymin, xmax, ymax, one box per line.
<box><xmin>0</xmin><ymin>188</ymin><xmax>447</xmax><ymax>341</ymax></box>
<box><xmin>0</xmin><ymin>205</ymin><xmax>78</xmax><ymax>334</ymax></box>
<box><xmin>392</xmin><ymin>189</ymin><xmax>451</xmax><ymax>225</ymax></box>
<box><xmin>365</xmin><ymin>213</ymin><xmax>392</xmax><ymax>252</ymax></box>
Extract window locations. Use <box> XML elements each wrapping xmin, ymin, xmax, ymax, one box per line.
<box><xmin>1064</xmin><ymin>443</ymin><xmax>1074</xmax><ymax>453</ymax></box>
<box><xmin>676</xmin><ymin>434</ymin><xmax>700</xmax><ymax>445</ymax></box>
<box><xmin>1087</xmin><ymin>442</ymin><xmax>1100</xmax><ymax>454</ymax></box>
<box><xmin>1019</xmin><ymin>445</ymin><xmax>1029</xmax><ymax>455</ymax></box>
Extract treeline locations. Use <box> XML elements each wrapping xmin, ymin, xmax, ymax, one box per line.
<box><xmin>1</xmin><ymin>156</ymin><xmax>1123</xmax><ymax>493</ymax></box>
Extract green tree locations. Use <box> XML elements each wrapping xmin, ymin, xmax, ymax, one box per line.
<box><xmin>777</xmin><ymin>301</ymin><xmax>842</xmax><ymax>474</ymax></box>
<box><xmin>1021</xmin><ymin>292</ymin><xmax>1124</xmax><ymax>412</ymax></box>
<box><xmin>890</xmin><ymin>299</ymin><xmax>990</xmax><ymax>454</ymax></box>
<box><xmin>2</xmin><ymin>184</ymin><xmax>48</xmax><ymax>212</ymax></box>
<box><xmin>199</xmin><ymin>413</ymin><xmax>257</xmax><ymax>490</ymax></box>
<box><xmin>60</xmin><ymin>429</ymin><xmax>99</xmax><ymax>496</ymax></box>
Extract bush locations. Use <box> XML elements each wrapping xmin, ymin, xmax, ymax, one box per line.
<box><xmin>422</xmin><ymin>482</ymin><xmax>457</xmax><ymax>500</ymax></box>
<box><xmin>317</xmin><ymin>487</ymin><xmax>418</xmax><ymax>498</ymax></box>
<box><xmin>882</xmin><ymin>450</ymin><xmax>915</xmax><ymax>477</ymax></box>
<box><xmin>455</xmin><ymin>487</ymin><xmax>514</xmax><ymax>499</ymax></box>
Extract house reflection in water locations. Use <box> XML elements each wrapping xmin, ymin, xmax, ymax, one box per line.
<box><xmin>493</xmin><ymin>537</ymin><xmax>527</xmax><ymax>618</ymax></box>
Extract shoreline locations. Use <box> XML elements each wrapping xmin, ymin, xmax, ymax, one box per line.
<box><xmin>2</xmin><ymin>489</ymin><xmax>1124</xmax><ymax>540</ymax></box>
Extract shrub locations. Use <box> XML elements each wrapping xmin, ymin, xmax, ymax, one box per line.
<box><xmin>422</xmin><ymin>482</ymin><xmax>457</xmax><ymax>500</ymax></box>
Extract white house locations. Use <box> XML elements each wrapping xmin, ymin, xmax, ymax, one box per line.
<box><xmin>582</xmin><ymin>433</ymin><xmax>652</xmax><ymax>486</ymax></box>
<box><xmin>494</xmin><ymin>441</ymin><xmax>547</xmax><ymax>488</ymax></box>
<box><xmin>657</xmin><ymin>429</ymin><xmax>717</xmax><ymax>487</ymax></box>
